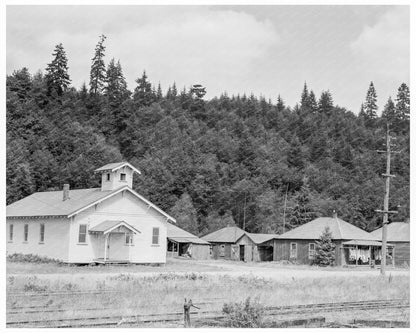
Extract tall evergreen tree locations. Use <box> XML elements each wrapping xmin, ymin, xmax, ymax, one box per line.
<box><xmin>308</xmin><ymin>90</ymin><xmax>318</xmax><ymax>113</ymax></box>
<box><xmin>300</xmin><ymin>82</ymin><xmax>310</xmax><ymax>109</ymax></box>
<box><xmin>318</xmin><ymin>90</ymin><xmax>334</xmax><ymax>115</ymax></box>
<box><xmin>133</xmin><ymin>71</ymin><xmax>154</xmax><ymax>107</ymax></box>
<box><xmin>364</xmin><ymin>81</ymin><xmax>378</xmax><ymax>120</ymax></box>
<box><xmin>105</xmin><ymin>58</ymin><xmax>128</xmax><ymax>106</ymax></box>
<box><xmin>89</xmin><ymin>34</ymin><xmax>107</xmax><ymax>95</ymax></box>
<box><xmin>45</xmin><ymin>43</ymin><xmax>71</xmax><ymax>96</ymax></box>
<box><xmin>395</xmin><ymin>83</ymin><xmax>410</xmax><ymax>121</ymax></box>
<box><xmin>276</xmin><ymin>94</ymin><xmax>285</xmax><ymax>112</ymax></box>
<box><xmin>381</xmin><ymin>97</ymin><xmax>396</xmax><ymax>124</ymax></box>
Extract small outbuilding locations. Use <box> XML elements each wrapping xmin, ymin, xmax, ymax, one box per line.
<box><xmin>371</xmin><ymin>222</ymin><xmax>410</xmax><ymax>267</ymax></box>
<box><xmin>201</xmin><ymin>226</ymin><xmax>276</xmax><ymax>262</ymax></box>
<box><xmin>271</xmin><ymin>214</ymin><xmax>392</xmax><ymax>266</ymax></box>
<box><xmin>166</xmin><ymin>223</ymin><xmax>211</xmax><ymax>260</ymax></box>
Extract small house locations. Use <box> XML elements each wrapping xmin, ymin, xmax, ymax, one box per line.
<box><xmin>272</xmin><ymin>214</ymin><xmax>392</xmax><ymax>266</ymax></box>
<box><xmin>371</xmin><ymin>222</ymin><xmax>410</xmax><ymax>267</ymax></box>
<box><xmin>202</xmin><ymin>226</ymin><xmax>276</xmax><ymax>262</ymax></box>
<box><xmin>166</xmin><ymin>223</ymin><xmax>211</xmax><ymax>260</ymax></box>
<box><xmin>6</xmin><ymin>162</ymin><xmax>176</xmax><ymax>264</ymax></box>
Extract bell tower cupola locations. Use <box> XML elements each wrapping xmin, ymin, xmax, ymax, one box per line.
<box><xmin>94</xmin><ymin>162</ymin><xmax>141</xmax><ymax>191</ymax></box>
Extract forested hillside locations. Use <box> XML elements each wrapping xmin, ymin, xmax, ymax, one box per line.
<box><xmin>6</xmin><ymin>38</ymin><xmax>410</xmax><ymax>236</ymax></box>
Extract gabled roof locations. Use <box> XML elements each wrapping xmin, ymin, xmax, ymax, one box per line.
<box><xmin>6</xmin><ymin>186</ymin><xmax>175</xmax><ymax>223</ymax></box>
<box><xmin>94</xmin><ymin>162</ymin><xmax>141</xmax><ymax>175</ymax></box>
<box><xmin>202</xmin><ymin>226</ymin><xmax>246</xmax><ymax>243</ymax></box>
<box><xmin>201</xmin><ymin>226</ymin><xmax>278</xmax><ymax>245</ymax></box>
<box><xmin>247</xmin><ymin>233</ymin><xmax>277</xmax><ymax>244</ymax></box>
<box><xmin>89</xmin><ymin>220</ymin><xmax>141</xmax><ymax>234</ymax></box>
<box><xmin>277</xmin><ymin>217</ymin><xmax>378</xmax><ymax>241</ymax></box>
<box><xmin>371</xmin><ymin>222</ymin><xmax>410</xmax><ymax>242</ymax></box>
<box><xmin>167</xmin><ymin>223</ymin><xmax>210</xmax><ymax>245</ymax></box>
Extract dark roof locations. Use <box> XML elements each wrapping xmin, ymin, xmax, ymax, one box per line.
<box><xmin>277</xmin><ymin>217</ymin><xmax>378</xmax><ymax>241</ymax></box>
<box><xmin>371</xmin><ymin>222</ymin><xmax>410</xmax><ymax>242</ymax></box>
<box><xmin>202</xmin><ymin>226</ymin><xmax>278</xmax><ymax>245</ymax></box>
<box><xmin>94</xmin><ymin>162</ymin><xmax>141</xmax><ymax>174</ymax></box>
<box><xmin>202</xmin><ymin>226</ymin><xmax>246</xmax><ymax>243</ymax></box>
<box><xmin>6</xmin><ymin>186</ymin><xmax>175</xmax><ymax>222</ymax></box>
<box><xmin>167</xmin><ymin>223</ymin><xmax>210</xmax><ymax>245</ymax></box>
<box><xmin>89</xmin><ymin>220</ymin><xmax>141</xmax><ymax>234</ymax></box>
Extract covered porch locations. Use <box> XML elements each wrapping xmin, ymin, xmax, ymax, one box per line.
<box><xmin>89</xmin><ymin>220</ymin><xmax>140</xmax><ymax>264</ymax></box>
<box><xmin>342</xmin><ymin>239</ymin><xmax>394</xmax><ymax>267</ymax></box>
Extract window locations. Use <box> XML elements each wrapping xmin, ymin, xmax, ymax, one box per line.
<box><xmin>209</xmin><ymin>245</ymin><xmax>213</xmax><ymax>256</ymax></box>
<box><xmin>78</xmin><ymin>224</ymin><xmax>87</xmax><ymax>243</ymax></box>
<box><xmin>219</xmin><ymin>244</ymin><xmax>225</xmax><ymax>257</ymax></box>
<box><xmin>106</xmin><ymin>173</ymin><xmax>111</xmax><ymax>181</ymax></box>
<box><xmin>152</xmin><ymin>227</ymin><xmax>159</xmax><ymax>245</ymax></box>
<box><xmin>125</xmin><ymin>233</ymin><xmax>133</xmax><ymax>245</ymax></box>
<box><xmin>9</xmin><ymin>224</ymin><xmax>13</xmax><ymax>241</ymax></box>
<box><xmin>290</xmin><ymin>242</ymin><xmax>297</xmax><ymax>259</ymax></box>
<box><xmin>24</xmin><ymin>224</ymin><xmax>29</xmax><ymax>242</ymax></box>
<box><xmin>39</xmin><ymin>223</ymin><xmax>45</xmax><ymax>243</ymax></box>
<box><xmin>308</xmin><ymin>243</ymin><xmax>316</xmax><ymax>259</ymax></box>
<box><xmin>120</xmin><ymin>173</ymin><xmax>126</xmax><ymax>181</ymax></box>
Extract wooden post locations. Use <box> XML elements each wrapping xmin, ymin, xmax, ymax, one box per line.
<box><xmin>183</xmin><ymin>298</ymin><xmax>200</xmax><ymax>328</ymax></box>
<box><xmin>355</xmin><ymin>245</ymin><xmax>358</xmax><ymax>266</ymax></box>
<box><xmin>104</xmin><ymin>233</ymin><xmax>109</xmax><ymax>262</ymax></box>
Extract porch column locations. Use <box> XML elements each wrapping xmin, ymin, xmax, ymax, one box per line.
<box><xmin>355</xmin><ymin>245</ymin><xmax>358</xmax><ymax>266</ymax></box>
<box><xmin>104</xmin><ymin>233</ymin><xmax>109</xmax><ymax>261</ymax></box>
<box><xmin>369</xmin><ymin>246</ymin><xmax>372</xmax><ymax>266</ymax></box>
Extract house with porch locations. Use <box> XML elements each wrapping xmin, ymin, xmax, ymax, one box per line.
<box><xmin>271</xmin><ymin>214</ymin><xmax>393</xmax><ymax>266</ymax></box>
<box><xmin>202</xmin><ymin>226</ymin><xmax>276</xmax><ymax>262</ymax></box>
<box><xmin>371</xmin><ymin>222</ymin><xmax>410</xmax><ymax>267</ymax></box>
<box><xmin>6</xmin><ymin>162</ymin><xmax>175</xmax><ymax>264</ymax></box>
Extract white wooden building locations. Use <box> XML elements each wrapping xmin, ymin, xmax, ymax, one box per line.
<box><xmin>6</xmin><ymin>162</ymin><xmax>176</xmax><ymax>264</ymax></box>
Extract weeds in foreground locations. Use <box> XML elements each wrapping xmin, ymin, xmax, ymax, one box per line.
<box><xmin>223</xmin><ymin>297</ymin><xmax>264</xmax><ymax>328</ymax></box>
<box><xmin>7</xmin><ymin>253</ymin><xmax>64</xmax><ymax>265</ymax></box>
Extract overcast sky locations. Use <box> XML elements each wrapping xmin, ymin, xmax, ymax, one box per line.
<box><xmin>6</xmin><ymin>5</ymin><xmax>409</xmax><ymax>114</ymax></box>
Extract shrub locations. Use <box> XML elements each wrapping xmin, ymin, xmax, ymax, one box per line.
<box><xmin>7</xmin><ymin>253</ymin><xmax>64</xmax><ymax>265</ymax></box>
<box><xmin>222</xmin><ymin>297</ymin><xmax>264</xmax><ymax>328</ymax></box>
<box><xmin>313</xmin><ymin>226</ymin><xmax>336</xmax><ymax>266</ymax></box>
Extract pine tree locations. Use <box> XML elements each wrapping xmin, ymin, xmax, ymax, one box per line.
<box><xmin>381</xmin><ymin>97</ymin><xmax>396</xmax><ymax>124</ymax></box>
<box><xmin>308</xmin><ymin>90</ymin><xmax>318</xmax><ymax>113</ymax></box>
<box><xmin>318</xmin><ymin>91</ymin><xmax>334</xmax><ymax>115</ymax></box>
<box><xmin>45</xmin><ymin>43</ymin><xmax>71</xmax><ymax>96</ymax></box>
<box><xmin>364</xmin><ymin>81</ymin><xmax>378</xmax><ymax>120</ymax></box>
<box><xmin>276</xmin><ymin>95</ymin><xmax>285</xmax><ymax>112</ymax></box>
<box><xmin>105</xmin><ymin>58</ymin><xmax>128</xmax><ymax>107</ymax></box>
<box><xmin>89</xmin><ymin>34</ymin><xmax>107</xmax><ymax>95</ymax></box>
<box><xmin>395</xmin><ymin>83</ymin><xmax>410</xmax><ymax>121</ymax></box>
<box><xmin>314</xmin><ymin>226</ymin><xmax>336</xmax><ymax>266</ymax></box>
<box><xmin>133</xmin><ymin>71</ymin><xmax>154</xmax><ymax>107</ymax></box>
<box><xmin>156</xmin><ymin>83</ymin><xmax>163</xmax><ymax>101</ymax></box>
<box><xmin>300</xmin><ymin>82</ymin><xmax>310</xmax><ymax>109</ymax></box>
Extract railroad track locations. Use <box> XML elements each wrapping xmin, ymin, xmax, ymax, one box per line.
<box><xmin>6</xmin><ymin>299</ymin><xmax>409</xmax><ymax>328</ymax></box>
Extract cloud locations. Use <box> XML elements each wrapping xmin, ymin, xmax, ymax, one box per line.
<box><xmin>350</xmin><ymin>6</ymin><xmax>409</xmax><ymax>81</ymax></box>
<box><xmin>7</xmin><ymin>6</ymin><xmax>279</xmax><ymax>97</ymax></box>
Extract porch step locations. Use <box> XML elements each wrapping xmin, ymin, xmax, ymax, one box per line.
<box><xmin>93</xmin><ymin>259</ymin><xmax>131</xmax><ymax>265</ymax></box>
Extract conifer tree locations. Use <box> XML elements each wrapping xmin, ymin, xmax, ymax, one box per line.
<box><xmin>364</xmin><ymin>81</ymin><xmax>378</xmax><ymax>120</ymax></box>
<box><xmin>300</xmin><ymin>82</ymin><xmax>309</xmax><ymax>109</ymax></box>
<box><xmin>156</xmin><ymin>83</ymin><xmax>163</xmax><ymax>101</ymax></box>
<box><xmin>105</xmin><ymin>58</ymin><xmax>128</xmax><ymax>106</ymax></box>
<box><xmin>318</xmin><ymin>91</ymin><xmax>334</xmax><ymax>115</ymax></box>
<box><xmin>381</xmin><ymin>97</ymin><xmax>396</xmax><ymax>124</ymax></box>
<box><xmin>309</xmin><ymin>90</ymin><xmax>318</xmax><ymax>113</ymax></box>
<box><xmin>395</xmin><ymin>83</ymin><xmax>410</xmax><ymax>121</ymax></box>
<box><xmin>45</xmin><ymin>43</ymin><xmax>71</xmax><ymax>96</ymax></box>
<box><xmin>133</xmin><ymin>71</ymin><xmax>154</xmax><ymax>107</ymax></box>
<box><xmin>276</xmin><ymin>95</ymin><xmax>285</xmax><ymax>112</ymax></box>
<box><xmin>314</xmin><ymin>226</ymin><xmax>336</xmax><ymax>266</ymax></box>
<box><xmin>89</xmin><ymin>34</ymin><xmax>107</xmax><ymax>95</ymax></box>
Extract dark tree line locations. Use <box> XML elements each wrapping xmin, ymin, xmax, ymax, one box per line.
<box><xmin>6</xmin><ymin>38</ymin><xmax>410</xmax><ymax>236</ymax></box>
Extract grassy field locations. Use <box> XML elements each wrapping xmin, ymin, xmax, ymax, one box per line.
<box><xmin>7</xmin><ymin>258</ymin><xmax>409</xmax><ymax>327</ymax></box>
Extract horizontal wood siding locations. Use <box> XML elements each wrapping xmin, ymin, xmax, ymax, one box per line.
<box><xmin>393</xmin><ymin>242</ymin><xmax>410</xmax><ymax>266</ymax></box>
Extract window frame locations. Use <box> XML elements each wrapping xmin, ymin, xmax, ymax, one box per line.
<box><xmin>219</xmin><ymin>244</ymin><xmax>226</xmax><ymax>257</ymax></box>
<box><xmin>308</xmin><ymin>243</ymin><xmax>316</xmax><ymax>259</ymax></box>
<box><xmin>125</xmin><ymin>232</ymin><xmax>133</xmax><ymax>246</ymax></box>
<box><xmin>23</xmin><ymin>224</ymin><xmax>29</xmax><ymax>242</ymax></box>
<box><xmin>120</xmin><ymin>173</ymin><xmax>126</xmax><ymax>181</ymax></box>
<box><xmin>152</xmin><ymin>227</ymin><xmax>160</xmax><ymax>245</ymax></box>
<box><xmin>39</xmin><ymin>223</ymin><xmax>45</xmax><ymax>243</ymax></box>
<box><xmin>78</xmin><ymin>224</ymin><xmax>88</xmax><ymax>244</ymax></box>
<box><xmin>289</xmin><ymin>242</ymin><xmax>297</xmax><ymax>259</ymax></box>
<box><xmin>106</xmin><ymin>173</ymin><xmax>111</xmax><ymax>181</ymax></box>
<box><xmin>9</xmin><ymin>224</ymin><xmax>14</xmax><ymax>242</ymax></box>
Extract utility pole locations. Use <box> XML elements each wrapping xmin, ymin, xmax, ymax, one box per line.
<box><xmin>375</xmin><ymin>123</ymin><xmax>398</xmax><ymax>275</ymax></box>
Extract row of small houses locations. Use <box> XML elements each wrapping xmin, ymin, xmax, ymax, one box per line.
<box><xmin>6</xmin><ymin>162</ymin><xmax>410</xmax><ymax>267</ymax></box>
